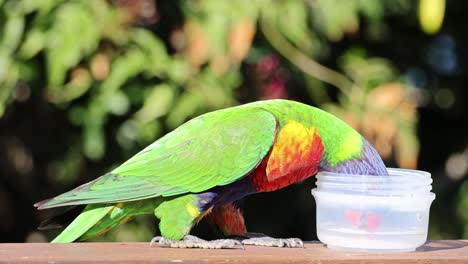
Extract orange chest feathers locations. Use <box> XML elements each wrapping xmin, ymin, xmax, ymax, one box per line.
<box><xmin>248</xmin><ymin>120</ymin><xmax>324</xmax><ymax>192</ymax></box>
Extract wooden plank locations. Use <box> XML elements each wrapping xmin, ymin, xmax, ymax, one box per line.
<box><xmin>1</xmin><ymin>240</ymin><xmax>467</xmax><ymax>264</ymax></box>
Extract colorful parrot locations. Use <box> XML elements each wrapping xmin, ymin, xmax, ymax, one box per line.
<box><xmin>35</xmin><ymin>99</ymin><xmax>387</xmax><ymax>248</ymax></box>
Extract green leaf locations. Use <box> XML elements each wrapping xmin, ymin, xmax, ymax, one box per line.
<box><xmin>312</xmin><ymin>0</ymin><xmax>359</xmax><ymax>41</ymax></box>
<box><xmin>339</xmin><ymin>48</ymin><xmax>397</xmax><ymax>90</ymax></box>
<box><xmin>117</xmin><ymin>119</ymin><xmax>139</xmax><ymax>150</ymax></box>
<box><xmin>204</xmin><ymin>13</ymin><xmax>228</xmax><ymax>55</ymax></box>
<box><xmin>48</xmin><ymin>68</ymin><xmax>93</xmax><ymax>103</ymax></box>
<box><xmin>82</xmin><ymin>98</ymin><xmax>106</xmax><ymax>159</ymax></box>
<box><xmin>100</xmin><ymin>48</ymin><xmax>146</xmax><ymax>96</ymax></box>
<box><xmin>135</xmin><ymin>83</ymin><xmax>175</xmax><ymax>123</ymax></box>
<box><xmin>189</xmin><ymin>69</ymin><xmax>233</xmax><ymax>108</ymax></box>
<box><xmin>359</xmin><ymin>0</ymin><xmax>384</xmax><ymax>21</ymax></box>
<box><xmin>46</xmin><ymin>2</ymin><xmax>99</xmax><ymax>88</ymax></box>
<box><xmin>84</xmin><ymin>121</ymin><xmax>105</xmax><ymax>161</ymax></box>
<box><xmin>1</xmin><ymin>15</ymin><xmax>25</xmax><ymax>54</ymax></box>
<box><xmin>35</xmin><ymin>0</ymin><xmax>61</xmax><ymax>15</ymax></box>
<box><xmin>166</xmin><ymin>91</ymin><xmax>204</xmax><ymax>129</ymax></box>
<box><xmin>18</xmin><ymin>29</ymin><xmax>45</xmax><ymax>59</ymax></box>
<box><xmin>106</xmin><ymin>91</ymin><xmax>130</xmax><ymax>116</ymax></box>
<box><xmin>130</xmin><ymin>29</ymin><xmax>169</xmax><ymax>76</ymax></box>
<box><xmin>166</xmin><ymin>58</ymin><xmax>191</xmax><ymax>84</ymax></box>
<box><xmin>0</xmin><ymin>49</ymin><xmax>11</xmax><ymax>83</ymax></box>
<box><xmin>0</xmin><ymin>49</ymin><xmax>19</xmax><ymax>117</ymax></box>
<box><xmin>276</xmin><ymin>1</ymin><xmax>313</xmax><ymax>52</ymax></box>
<box><xmin>84</xmin><ymin>0</ymin><xmax>128</xmax><ymax>43</ymax></box>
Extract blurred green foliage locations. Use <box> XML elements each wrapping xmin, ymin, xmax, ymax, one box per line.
<box><xmin>0</xmin><ymin>0</ymin><xmax>465</xmax><ymax>242</ymax></box>
<box><xmin>0</xmin><ymin>0</ymin><xmax>416</xmax><ymax>162</ymax></box>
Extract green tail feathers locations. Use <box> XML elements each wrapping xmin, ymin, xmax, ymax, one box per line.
<box><xmin>51</xmin><ymin>199</ymin><xmax>161</xmax><ymax>243</ymax></box>
<box><xmin>52</xmin><ymin>204</ymin><xmax>114</xmax><ymax>243</ymax></box>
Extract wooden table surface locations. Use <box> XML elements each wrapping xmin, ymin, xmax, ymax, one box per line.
<box><xmin>1</xmin><ymin>240</ymin><xmax>467</xmax><ymax>263</ymax></box>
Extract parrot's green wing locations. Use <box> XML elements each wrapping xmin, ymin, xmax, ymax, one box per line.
<box><xmin>36</xmin><ymin>107</ymin><xmax>277</xmax><ymax>209</ymax></box>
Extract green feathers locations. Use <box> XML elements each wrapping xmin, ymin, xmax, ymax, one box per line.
<box><xmin>36</xmin><ymin>99</ymin><xmax>376</xmax><ymax>243</ymax></box>
<box><xmin>51</xmin><ymin>199</ymin><xmax>161</xmax><ymax>242</ymax></box>
<box><xmin>36</xmin><ymin>107</ymin><xmax>277</xmax><ymax>209</ymax></box>
<box><xmin>51</xmin><ymin>204</ymin><xmax>114</xmax><ymax>243</ymax></box>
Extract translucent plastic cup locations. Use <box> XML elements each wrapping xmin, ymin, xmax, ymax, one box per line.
<box><xmin>311</xmin><ymin>168</ymin><xmax>435</xmax><ymax>252</ymax></box>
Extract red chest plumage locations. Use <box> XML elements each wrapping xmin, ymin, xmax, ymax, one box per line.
<box><xmin>248</xmin><ymin>121</ymin><xmax>324</xmax><ymax>192</ymax></box>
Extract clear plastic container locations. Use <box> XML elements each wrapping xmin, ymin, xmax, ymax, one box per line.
<box><xmin>311</xmin><ymin>168</ymin><xmax>436</xmax><ymax>252</ymax></box>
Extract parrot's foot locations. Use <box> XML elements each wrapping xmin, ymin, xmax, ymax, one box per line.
<box><xmin>150</xmin><ymin>235</ymin><xmax>244</xmax><ymax>249</ymax></box>
<box><xmin>240</xmin><ymin>232</ymin><xmax>304</xmax><ymax>248</ymax></box>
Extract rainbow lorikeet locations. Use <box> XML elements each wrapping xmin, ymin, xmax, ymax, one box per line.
<box><xmin>35</xmin><ymin>99</ymin><xmax>387</xmax><ymax>248</ymax></box>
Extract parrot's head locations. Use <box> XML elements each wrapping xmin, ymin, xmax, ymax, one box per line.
<box><xmin>320</xmin><ymin>139</ymin><xmax>388</xmax><ymax>176</ymax></box>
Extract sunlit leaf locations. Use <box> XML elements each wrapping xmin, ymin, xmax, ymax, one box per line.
<box><xmin>47</xmin><ymin>67</ymin><xmax>93</xmax><ymax>103</ymax></box>
<box><xmin>339</xmin><ymin>48</ymin><xmax>397</xmax><ymax>91</ymax></box>
<box><xmin>117</xmin><ymin>119</ymin><xmax>139</xmax><ymax>149</ymax></box>
<box><xmin>0</xmin><ymin>52</ymin><xmax>19</xmax><ymax>116</ymax></box>
<box><xmin>202</xmin><ymin>13</ymin><xmax>228</xmax><ymax>61</ymax></box>
<box><xmin>46</xmin><ymin>2</ymin><xmax>99</xmax><ymax>88</ymax></box>
<box><xmin>135</xmin><ymin>83</ymin><xmax>175</xmax><ymax>123</ymax></box>
<box><xmin>106</xmin><ymin>91</ymin><xmax>130</xmax><ymax>116</ymax></box>
<box><xmin>312</xmin><ymin>0</ymin><xmax>359</xmax><ymax>41</ymax></box>
<box><xmin>189</xmin><ymin>69</ymin><xmax>234</xmax><ymax>108</ymax></box>
<box><xmin>419</xmin><ymin>0</ymin><xmax>445</xmax><ymax>34</ymax></box>
<box><xmin>18</xmin><ymin>29</ymin><xmax>44</xmax><ymax>59</ymax></box>
<box><xmin>276</xmin><ymin>1</ymin><xmax>313</xmax><ymax>52</ymax></box>
<box><xmin>166</xmin><ymin>91</ymin><xmax>204</xmax><ymax>129</ymax></box>
<box><xmin>84</xmin><ymin>0</ymin><xmax>128</xmax><ymax>43</ymax></box>
<box><xmin>130</xmin><ymin>28</ymin><xmax>169</xmax><ymax>76</ymax></box>
<box><xmin>100</xmin><ymin>48</ymin><xmax>146</xmax><ymax>95</ymax></box>
<box><xmin>166</xmin><ymin>58</ymin><xmax>191</xmax><ymax>85</ymax></box>
<box><xmin>1</xmin><ymin>15</ymin><xmax>24</xmax><ymax>54</ymax></box>
<box><xmin>0</xmin><ymin>50</ymin><xmax>11</xmax><ymax>83</ymax></box>
<box><xmin>84</xmin><ymin>122</ymin><xmax>105</xmax><ymax>160</ymax></box>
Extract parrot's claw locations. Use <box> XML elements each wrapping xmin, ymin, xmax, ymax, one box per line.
<box><xmin>241</xmin><ymin>236</ymin><xmax>304</xmax><ymax>248</ymax></box>
<box><xmin>150</xmin><ymin>235</ymin><xmax>244</xmax><ymax>249</ymax></box>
